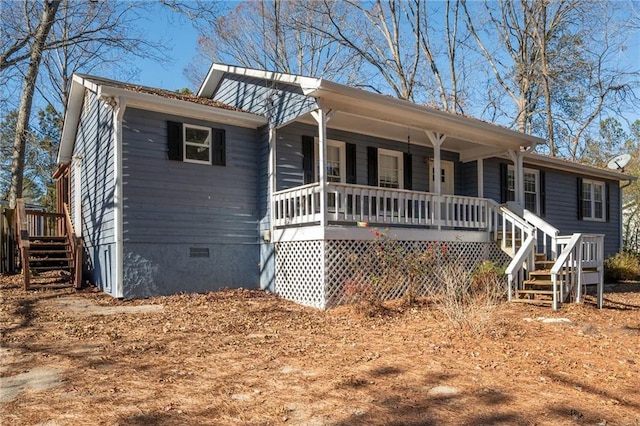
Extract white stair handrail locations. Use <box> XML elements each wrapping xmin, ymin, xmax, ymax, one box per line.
<box><xmin>550</xmin><ymin>233</ymin><xmax>582</xmax><ymax>310</ymax></box>
<box><xmin>505</xmin><ymin>235</ymin><xmax>537</xmax><ymax>302</ymax></box>
<box><xmin>522</xmin><ymin>209</ymin><xmax>559</xmax><ymax>259</ymax></box>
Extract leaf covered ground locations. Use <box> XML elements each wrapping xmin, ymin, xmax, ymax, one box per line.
<box><xmin>1</xmin><ymin>274</ymin><xmax>639</xmax><ymax>425</ymax></box>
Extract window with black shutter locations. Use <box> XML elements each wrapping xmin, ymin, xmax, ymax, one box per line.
<box><xmin>167</xmin><ymin>121</ymin><xmax>226</xmax><ymax>166</ymax></box>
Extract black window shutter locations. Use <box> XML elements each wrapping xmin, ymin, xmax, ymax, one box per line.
<box><xmin>212</xmin><ymin>128</ymin><xmax>226</xmax><ymax>166</ymax></box>
<box><xmin>577</xmin><ymin>177</ymin><xmax>584</xmax><ymax>220</ymax></box>
<box><xmin>404</xmin><ymin>153</ymin><xmax>412</xmax><ymax>190</ymax></box>
<box><xmin>500</xmin><ymin>163</ymin><xmax>508</xmax><ymax>203</ymax></box>
<box><xmin>346</xmin><ymin>143</ymin><xmax>357</xmax><ymax>184</ymax></box>
<box><xmin>539</xmin><ymin>170</ymin><xmax>546</xmax><ymax>217</ymax></box>
<box><xmin>606</xmin><ymin>182</ymin><xmax>610</xmax><ymax>222</ymax></box>
<box><xmin>167</xmin><ymin>121</ymin><xmax>183</xmax><ymax>161</ymax></box>
<box><xmin>302</xmin><ymin>135</ymin><xmax>314</xmax><ymax>184</ymax></box>
<box><xmin>367</xmin><ymin>147</ymin><xmax>378</xmax><ymax>186</ymax></box>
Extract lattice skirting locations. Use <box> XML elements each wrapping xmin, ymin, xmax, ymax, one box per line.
<box><xmin>274</xmin><ymin>239</ymin><xmax>511</xmax><ymax>309</ymax></box>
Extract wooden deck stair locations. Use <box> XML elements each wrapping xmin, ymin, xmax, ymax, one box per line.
<box><xmin>29</xmin><ymin>236</ymin><xmax>74</xmax><ymax>271</ymax></box>
<box><xmin>15</xmin><ymin>199</ymin><xmax>83</xmax><ymax>291</ymax></box>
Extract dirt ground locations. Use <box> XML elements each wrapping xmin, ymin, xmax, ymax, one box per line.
<box><xmin>1</xmin><ymin>274</ymin><xmax>639</xmax><ymax>426</ymax></box>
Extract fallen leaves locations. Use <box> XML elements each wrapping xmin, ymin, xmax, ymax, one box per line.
<box><xmin>1</xmin><ymin>274</ymin><xmax>639</xmax><ymax>425</ymax></box>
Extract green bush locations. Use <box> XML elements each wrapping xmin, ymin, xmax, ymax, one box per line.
<box><xmin>604</xmin><ymin>252</ymin><xmax>640</xmax><ymax>281</ymax></box>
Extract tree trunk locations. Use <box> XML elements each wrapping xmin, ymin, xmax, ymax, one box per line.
<box><xmin>8</xmin><ymin>0</ymin><xmax>60</xmax><ymax>209</ymax></box>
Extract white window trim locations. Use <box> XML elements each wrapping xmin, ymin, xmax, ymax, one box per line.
<box><xmin>183</xmin><ymin>123</ymin><xmax>212</xmax><ymax>165</ymax></box>
<box><xmin>582</xmin><ymin>179</ymin><xmax>606</xmax><ymax>222</ymax></box>
<box><xmin>378</xmin><ymin>148</ymin><xmax>404</xmax><ymax>189</ymax></box>
<box><xmin>508</xmin><ymin>166</ymin><xmax>540</xmax><ymax>214</ymax></box>
<box><xmin>314</xmin><ymin>138</ymin><xmax>346</xmax><ymax>183</ymax></box>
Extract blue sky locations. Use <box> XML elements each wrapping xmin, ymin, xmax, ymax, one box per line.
<box><xmin>129</xmin><ymin>1</ymin><xmax>640</xmax><ymax>126</ymax></box>
<box><xmin>132</xmin><ymin>3</ymin><xmax>202</xmax><ymax>92</ymax></box>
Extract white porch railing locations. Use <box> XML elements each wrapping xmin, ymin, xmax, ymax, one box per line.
<box><xmin>273</xmin><ymin>183</ymin><xmax>493</xmax><ymax>230</ymax></box>
<box><xmin>551</xmin><ymin>234</ymin><xmax>605</xmax><ymax>309</ymax></box>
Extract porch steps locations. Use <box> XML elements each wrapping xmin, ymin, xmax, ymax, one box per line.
<box><xmin>515</xmin><ymin>258</ymin><xmax>561</xmax><ymax>304</ymax></box>
<box><xmin>27</xmin><ymin>235</ymin><xmax>75</xmax><ymax>287</ymax></box>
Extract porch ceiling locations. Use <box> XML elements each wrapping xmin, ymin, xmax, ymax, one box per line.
<box><xmin>296</xmin><ymin>109</ymin><xmax>516</xmax><ymax>161</ymax></box>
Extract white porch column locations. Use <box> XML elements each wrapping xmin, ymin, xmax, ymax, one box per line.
<box><xmin>311</xmin><ymin>108</ymin><xmax>330</xmax><ymax>227</ymax></box>
<box><xmin>477</xmin><ymin>158</ymin><xmax>484</xmax><ymax>198</ymax></box>
<box><xmin>426</xmin><ymin>131</ymin><xmax>446</xmax><ymax>229</ymax></box>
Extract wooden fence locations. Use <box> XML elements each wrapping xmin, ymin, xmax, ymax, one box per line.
<box><xmin>1</xmin><ymin>205</ymin><xmax>18</xmax><ymax>273</ymax></box>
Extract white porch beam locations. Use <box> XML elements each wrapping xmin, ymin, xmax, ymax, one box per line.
<box><xmin>459</xmin><ymin>146</ymin><xmax>509</xmax><ymax>163</ymax></box>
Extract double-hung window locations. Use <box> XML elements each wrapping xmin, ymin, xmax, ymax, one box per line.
<box><xmin>314</xmin><ymin>139</ymin><xmax>346</xmax><ymax>183</ymax></box>
<box><xmin>315</xmin><ymin>139</ymin><xmax>346</xmax><ymax>212</ymax></box>
<box><xmin>378</xmin><ymin>149</ymin><xmax>403</xmax><ymax>189</ymax></box>
<box><xmin>183</xmin><ymin>124</ymin><xmax>212</xmax><ymax>164</ymax></box>
<box><xmin>167</xmin><ymin>121</ymin><xmax>226</xmax><ymax>166</ymax></box>
<box><xmin>507</xmin><ymin>166</ymin><xmax>540</xmax><ymax>214</ymax></box>
<box><xmin>581</xmin><ymin>179</ymin><xmax>606</xmax><ymax>221</ymax></box>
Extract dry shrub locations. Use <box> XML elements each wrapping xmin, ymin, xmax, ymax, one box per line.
<box><xmin>432</xmin><ymin>261</ymin><xmax>505</xmax><ymax>332</ymax></box>
<box><xmin>604</xmin><ymin>252</ymin><xmax>640</xmax><ymax>281</ymax></box>
<box><xmin>354</xmin><ymin>231</ymin><xmax>505</xmax><ymax>329</ymax></box>
<box><xmin>342</xmin><ymin>278</ymin><xmax>386</xmax><ymax>316</ymax></box>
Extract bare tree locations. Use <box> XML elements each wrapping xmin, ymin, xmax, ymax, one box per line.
<box><xmin>462</xmin><ymin>0</ymin><xmax>542</xmax><ymax>133</ymax></box>
<box><xmin>182</xmin><ymin>0</ymin><xmax>357</xmax><ymax>89</ymax></box>
<box><xmin>7</xmin><ymin>0</ymin><xmax>59</xmax><ymax>209</ymax></box>
<box><xmin>308</xmin><ymin>0</ymin><xmax>422</xmax><ymax>101</ymax></box>
<box><xmin>403</xmin><ymin>0</ymin><xmax>467</xmax><ymax>112</ymax></box>
<box><xmin>3</xmin><ymin>0</ymin><xmax>167</xmax><ymax>208</ymax></box>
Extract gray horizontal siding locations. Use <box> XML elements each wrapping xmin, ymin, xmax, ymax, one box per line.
<box><xmin>72</xmin><ymin>90</ymin><xmax>116</xmax><ymax>295</ymax></box>
<box><xmin>213</xmin><ymin>75</ymin><xmax>317</xmax><ymax>127</ymax></box>
<box><xmin>121</xmin><ymin>107</ymin><xmax>260</xmax><ymax>245</ymax></box>
<box><xmin>483</xmin><ymin>157</ymin><xmax>503</xmax><ymax>204</ymax></box>
<box><xmin>276</xmin><ymin>122</ymin><xmax>460</xmax><ymax>192</ymax></box>
<box><xmin>461</xmin><ymin>161</ymin><xmax>478</xmax><ymax>197</ymax></box>
<box><xmin>484</xmin><ymin>156</ymin><xmax>621</xmax><ymax>256</ymax></box>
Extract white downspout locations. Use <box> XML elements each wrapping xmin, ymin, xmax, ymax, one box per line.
<box><xmin>113</xmin><ymin>97</ymin><xmax>127</xmax><ymax>298</ymax></box>
<box><xmin>268</xmin><ymin>126</ymin><xmax>276</xmax><ymax>238</ymax></box>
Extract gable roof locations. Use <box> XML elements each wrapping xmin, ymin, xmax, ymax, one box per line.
<box><xmin>199</xmin><ymin>63</ymin><xmax>543</xmax><ymax>151</ymax></box>
<box><xmin>200</xmin><ymin>63</ymin><xmax>633</xmax><ymax>183</ymax></box>
<box><xmin>57</xmin><ymin>74</ymin><xmax>267</xmax><ymax>164</ymax></box>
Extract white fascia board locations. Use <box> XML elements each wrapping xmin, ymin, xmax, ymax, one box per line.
<box><xmin>57</xmin><ymin>75</ymin><xmax>91</xmax><ymax>164</ymax></box>
<box><xmin>99</xmin><ymin>86</ymin><xmax>268</xmax><ymax>129</ymax></box>
<box><xmin>311</xmin><ymin>81</ymin><xmax>544</xmax><ymax>149</ymax></box>
<box><xmin>527</xmin><ymin>154</ymin><xmax>634</xmax><ymax>181</ymax></box>
<box><xmin>197</xmin><ymin>64</ymin><xmax>224</xmax><ymax>97</ymax></box>
<box><xmin>198</xmin><ymin>62</ymin><xmax>321</xmax><ymax>98</ymax></box>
